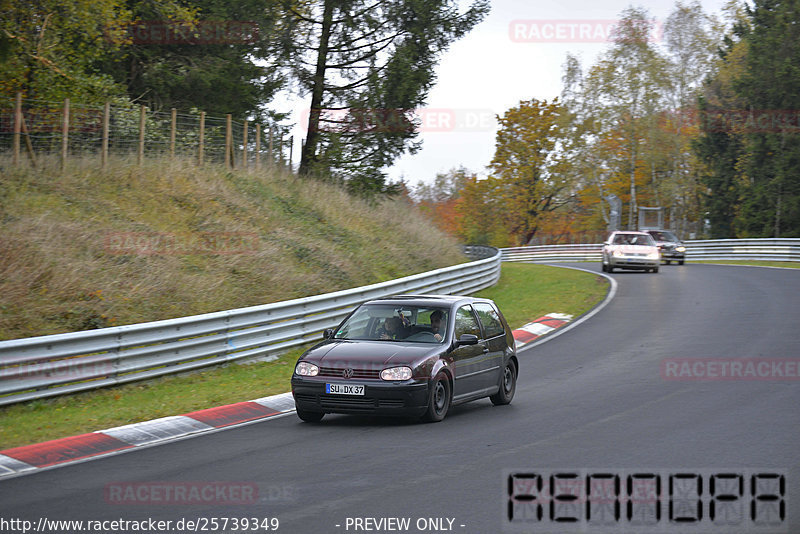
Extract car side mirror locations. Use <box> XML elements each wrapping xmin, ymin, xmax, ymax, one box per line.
<box><xmin>323</xmin><ymin>328</ymin><xmax>334</xmax><ymax>339</ymax></box>
<box><xmin>457</xmin><ymin>334</ymin><xmax>479</xmax><ymax>346</ymax></box>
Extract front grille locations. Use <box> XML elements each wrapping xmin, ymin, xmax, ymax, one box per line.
<box><xmin>320</xmin><ymin>395</ymin><xmax>376</xmax><ymax>411</ymax></box>
<box><xmin>294</xmin><ymin>393</ymin><xmax>316</xmax><ymax>403</ymax></box>
<box><xmin>318</xmin><ymin>366</ymin><xmax>381</xmax><ymax>379</ymax></box>
<box><xmin>378</xmin><ymin>399</ymin><xmax>405</xmax><ymax>408</ymax></box>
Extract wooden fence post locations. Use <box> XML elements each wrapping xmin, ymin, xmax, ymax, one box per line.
<box><xmin>20</xmin><ymin>114</ymin><xmax>36</xmax><ymax>168</ymax></box>
<box><xmin>225</xmin><ymin>114</ymin><xmax>232</xmax><ymax>169</ymax></box>
<box><xmin>255</xmin><ymin>123</ymin><xmax>261</xmax><ymax>171</ymax></box>
<box><xmin>288</xmin><ymin>135</ymin><xmax>293</xmax><ymax>173</ymax></box>
<box><xmin>61</xmin><ymin>98</ymin><xmax>70</xmax><ymax>171</ymax></box>
<box><xmin>12</xmin><ymin>92</ymin><xmax>21</xmax><ymax>167</ymax></box>
<box><xmin>170</xmin><ymin>108</ymin><xmax>176</xmax><ymax>159</ymax></box>
<box><xmin>242</xmin><ymin>119</ymin><xmax>248</xmax><ymax>170</ymax></box>
<box><xmin>268</xmin><ymin>126</ymin><xmax>273</xmax><ymax>168</ymax></box>
<box><xmin>137</xmin><ymin>105</ymin><xmax>145</xmax><ymax>166</ymax></box>
<box><xmin>101</xmin><ymin>102</ymin><xmax>110</xmax><ymax>169</ymax></box>
<box><xmin>198</xmin><ymin>111</ymin><xmax>205</xmax><ymax>166</ymax></box>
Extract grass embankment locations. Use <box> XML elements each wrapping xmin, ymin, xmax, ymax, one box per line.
<box><xmin>0</xmin><ymin>263</ymin><xmax>608</xmax><ymax>449</ymax></box>
<box><xmin>0</xmin><ymin>157</ymin><xmax>465</xmax><ymax>339</ymax></box>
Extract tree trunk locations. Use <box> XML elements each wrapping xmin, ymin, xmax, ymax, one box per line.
<box><xmin>299</xmin><ymin>0</ymin><xmax>335</xmax><ymax>176</ymax></box>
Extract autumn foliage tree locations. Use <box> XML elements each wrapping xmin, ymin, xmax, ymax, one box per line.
<box><xmin>489</xmin><ymin>98</ymin><xmax>574</xmax><ymax>245</ymax></box>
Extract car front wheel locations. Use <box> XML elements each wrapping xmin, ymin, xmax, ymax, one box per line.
<box><xmin>422</xmin><ymin>372</ymin><xmax>451</xmax><ymax>423</ymax></box>
<box><xmin>490</xmin><ymin>359</ymin><xmax>517</xmax><ymax>406</ymax></box>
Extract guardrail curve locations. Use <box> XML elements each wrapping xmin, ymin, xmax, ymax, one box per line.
<box><xmin>0</xmin><ymin>248</ymin><xmax>501</xmax><ymax>406</ymax></box>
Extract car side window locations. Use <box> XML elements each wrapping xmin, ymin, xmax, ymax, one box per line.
<box><xmin>454</xmin><ymin>306</ymin><xmax>481</xmax><ymax>339</ymax></box>
<box><xmin>473</xmin><ymin>302</ymin><xmax>504</xmax><ymax>338</ymax></box>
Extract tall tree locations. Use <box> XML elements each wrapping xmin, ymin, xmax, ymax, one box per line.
<box><xmin>489</xmin><ymin>98</ymin><xmax>573</xmax><ymax>245</ymax></box>
<box><xmin>584</xmin><ymin>7</ymin><xmax>670</xmax><ymax>229</ymax></box>
<box><xmin>278</xmin><ymin>0</ymin><xmax>489</xmax><ymax>195</ymax></box>
<box><xmin>734</xmin><ymin>0</ymin><xmax>800</xmax><ymax>236</ymax></box>
<box><xmin>0</xmin><ymin>0</ymin><xmax>133</xmax><ymax>102</ymax></box>
<box><xmin>95</xmin><ymin>0</ymin><xmax>282</xmax><ymax>118</ymax></box>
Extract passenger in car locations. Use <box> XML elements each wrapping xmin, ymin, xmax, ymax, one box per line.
<box><xmin>430</xmin><ymin>310</ymin><xmax>445</xmax><ymax>342</ymax></box>
<box><xmin>378</xmin><ymin>317</ymin><xmax>404</xmax><ymax>340</ymax></box>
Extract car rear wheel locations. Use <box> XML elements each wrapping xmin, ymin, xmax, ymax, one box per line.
<box><xmin>490</xmin><ymin>359</ymin><xmax>517</xmax><ymax>406</ymax></box>
<box><xmin>296</xmin><ymin>408</ymin><xmax>324</xmax><ymax>423</ymax></box>
<box><xmin>422</xmin><ymin>372</ymin><xmax>451</xmax><ymax>423</ymax></box>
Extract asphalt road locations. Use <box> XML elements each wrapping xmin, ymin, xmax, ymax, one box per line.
<box><xmin>2</xmin><ymin>263</ymin><xmax>798</xmax><ymax>534</ymax></box>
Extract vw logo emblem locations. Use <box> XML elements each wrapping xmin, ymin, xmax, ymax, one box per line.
<box><xmin>342</xmin><ymin>368</ymin><xmax>354</xmax><ymax>379</ymax></box>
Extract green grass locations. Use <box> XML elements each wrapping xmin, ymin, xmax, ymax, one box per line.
<box><xmin>692</xmin><ymin>260</ymin><xmax>800</xmax><ymax>269</ymax></box>
<box><xmin>475</xmin><ymin>263</ymin><xmax>609</xmax><ymax>328</ymax></box>
<box><xmin>0</xmin><ymin>263</ymin><xmax>608</xmax><ymax>450</ymax></box>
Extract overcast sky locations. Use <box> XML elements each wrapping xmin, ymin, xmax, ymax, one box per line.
<box><xmin>281</xmin><ymin>0</ymin><xmax>731</xmax><ymax>187</ymax></box>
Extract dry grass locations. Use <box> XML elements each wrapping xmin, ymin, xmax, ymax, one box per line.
<box><xmin>0</xmin><ymin>156</ymin><xmax>465</xmax><ymax>340</ymax></box>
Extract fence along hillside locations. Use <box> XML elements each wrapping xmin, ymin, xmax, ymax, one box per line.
<box><xmin>1</xmin><ymin>93</ymin><xmax>293</xmax><ymax>170</ymax></box>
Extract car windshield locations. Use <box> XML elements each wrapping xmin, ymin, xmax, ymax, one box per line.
<box><xmin>613</xmin><ymin>234</ymin><xmax>655</xmax><ymax>246</ymax></box>
<box><xmin>649</xmin><ymin>230</ymin><xmax>679</xmax><ymax>242</ymax></box>
<box><xmin>333</xmin><ymin>304</ymin><xmax>449</xmax><ymax>343</ymax></box>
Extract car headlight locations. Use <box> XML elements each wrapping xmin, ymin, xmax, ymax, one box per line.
<box><xmin>380</xmin><ymin>366</ymin><xmax>412</xmax><ymax>381</ymax></box>
<box><xmin>613</xmin><ymin>250</ymin><xmax>624</xmax><ymax>257</ymax></box>
<box><xmin>676</xmin><ymin>246</ymin><xmax>686</xmax><ymax>252</ymax></box>
<box><xmin>295</xmin><ymin>361</ymin><xmax>319</xmax><ymax>376</ymax></box>
<box><xmin>648</xmin><ymin>250</ymin><xmax>660</xmax><ymax>259</ymax></box>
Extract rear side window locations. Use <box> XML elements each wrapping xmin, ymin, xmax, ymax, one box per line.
<box><xmin>473</xmin><ymin>302</ymin><xmax>504</xmax><ymax>338</ymax></box>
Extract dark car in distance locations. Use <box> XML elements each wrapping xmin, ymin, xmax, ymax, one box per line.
<box><xmin>645</xmin><ymin>229</ymin><xmax>686</xmax><ymax>265</ymax></box>
<box><xmin>291</xmin><ymin>295</ymin><xmax>518</xmax><ymax>423</ymax></box>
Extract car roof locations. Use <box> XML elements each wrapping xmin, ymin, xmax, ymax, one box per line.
<box><xmin>364</xmin><ymin>294</ymin><xmax>492</xmax><ymax>308</ymax></box>
<box><xmin>610</xmin><ymin>230</ymin><xmax>650</xmax><ymax>235</ymax></box>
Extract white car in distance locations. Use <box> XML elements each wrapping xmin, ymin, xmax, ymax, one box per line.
<box><xmin>601</xmin><ymin>231</ymin><xmax>660</xmax><ymax>273</ymax></box>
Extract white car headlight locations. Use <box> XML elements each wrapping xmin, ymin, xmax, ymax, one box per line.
<box><xmin>380</xmin><ymin>366</ymin><xmax>412</xmax><ymax>381</ymax></box>
<box><xmin>676</xmin><ymin>246</ymin><xmax>686</xmax><ymax>252</ymax></box>
<box><xmin>295</xmin><ymin>361</ymin><xmax>319</xmax><ymax>376</ymax></box>
<box><xmin>613</xmin><ymin>250</ymin><xmax>624</xmax><ymax>257</ymax></box>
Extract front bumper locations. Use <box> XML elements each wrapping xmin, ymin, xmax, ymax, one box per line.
<box><xmin>609</xmin><ymin>256</ymin><xmax>659</xmax><ymax>270</ymax></box>
<box><xmin>291</xmin><ymin>376</ymin><xmax>430</xmax><ymax>417</ymax></box>
<box><xmin>660</xmin><ymin>250</ymin><xmax>686</xmax><ymax>261</ymax></box>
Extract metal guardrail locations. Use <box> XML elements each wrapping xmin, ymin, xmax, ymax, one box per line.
<box><xmin>502</xmin><ymin>244</ymin><xmax>602</xmax><ymax>262</ymax></box>
<box><xmin>0</xmin><ymin>249</ymin><xmax>500</xmax><ymax>406</ymax></box>
<box><xmin>501</xmin><ymin>238</ymin><xmax>800</xmax><ymax>264</ymax></box>
<box><xmin>682</xmin><ymin>238</ymin><xmax>800</xmax><ymax>262</ymax></box>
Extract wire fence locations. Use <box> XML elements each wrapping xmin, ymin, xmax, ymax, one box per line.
<box><xmin>0</xmin><ymin>93</ymin><xmax>294</xmax><ymax>170</ymax></box>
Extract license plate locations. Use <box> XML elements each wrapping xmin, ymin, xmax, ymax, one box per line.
<box><xmin>326</xmin><ymin>383</ymin><xmax>365</xmax><ymax>395</ymax></box>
